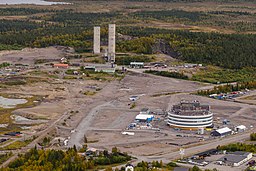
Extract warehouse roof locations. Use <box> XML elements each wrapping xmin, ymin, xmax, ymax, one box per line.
<box><xmin>218</xmin><ymin>151</ymin><xmax>252</xmax><ymax>165</ymax></box>
<box><xmin>141</xmin><ymin>108</ymin><xmax>149</xmax><ymax>112</ymax></box>
<box><xmin>130</xmin><ymin>62</ymin><xmax>144</xmax><ymax>65</ymax></box>
<box><xmin>135</xmin><ymin>114</ymin><xmax>154</xmax><ymax>120</ymax></box>
<box><xmin>215</xmin><ymin>127</ymin><xmax>232</xmax><ymax>134</ymax></box>
<box><xmin>54</xmin><ymin>63</ymin><xmax>68</xmax><ymax>67</ymax></box>
<box><xmin>218</xmin><ymin>154</ymin><xmax>247</xmax><ymax>164</ymax></box>
<box><xmin>233</xmin><ymin>151</ymin><xmax>251</xmax><ymax>156</ymax></box>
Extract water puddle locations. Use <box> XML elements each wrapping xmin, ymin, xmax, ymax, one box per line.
<box><xmin>0</xmin><ymin>96</ymin><xmax>27</xmax><ymax>108</ymax></box>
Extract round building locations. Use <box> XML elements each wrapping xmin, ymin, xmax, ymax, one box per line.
<box><xmin>167</xmin><ymin>100</ymin><xmax>213</xmax><ymax>130</ymax></box>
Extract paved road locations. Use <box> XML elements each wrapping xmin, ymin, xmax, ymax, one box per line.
<box><xmin>111</xmin><ymin>130</ymin><xmax>254</xmax><ymax>171</ymax></box>
<box><xmin>128</xmin><ymin>130</ymin><xmax>253</xmax><ymax>164</ymax></box>
<box><xmin>152</xmin><ymin>131</ymin><xmax>251</xmax><ymax>161</ymax></box>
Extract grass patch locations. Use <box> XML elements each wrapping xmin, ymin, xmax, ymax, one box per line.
<box><xmin>241</xmin><ymin>95</ymin><xmax>256</xmax><ymax>100</ymax></box>
<box><xmin>144</xmin><ymin>70</ymin><xmax>188</xmax><ymax>80</ymax></box>
<box><xmin>0</xmin><ymin>76</ymin><xmax>49</xmax><ymax>87</ymax></box>
<box><xmin>115</xmin><ymin>54</ymin><xmax>155</xmax><ymax>65</ymax></box>
<box><xmin>83</xmin><ymin>91</ymin><xmax>97</xmax><ymax>96</ymax></box>
<box><xmin>94</xmin><ymin>161</ymin><xmax>129</xmax><ymax>170</ymax></box>
<box><xmin>0</xmin><ymin>94</ymin><xmax>44</xmax><ymax>133</ymax></box>
<box><xmin>0</xmin><ymin>139</ymin><xmax>13</xmax><ymax>146</ymax></box>
<box><xmin>27</xmin><ymin>70</ymin><xmax>58</xmax><ymax>79</ymax></box>
<box><xmin>192</xmin><ymin>66</ymin><xmax>256</xmax><ymax>83</ymax></box>
<box><xmin>63</xmin><ymin>75</ymin><xmax>78</xmax><ymax>79</ymax></box>
<box><xmin>85</xmin><ymin>72</ymin><xmax>123</xmax><ymax>81</ymax></box>
<box><xmin>130</xmin><ymin>102</ymin><xmax>136</xmax><ymax>109</ymax></box>
<box><xmin>0</xmin><ymin>139</ymin><xmax>33</xmax><ymax>150</ymax></box>
<box><xmin>84</xmin><ymin>57</ymin><xmax>106</xmax><ymax>64</ymax></box>
<box><xmin>87</xmin><ymin>140</ymin><xmax>99</xmax><ymax>143</ymax></box>
<box><xmin>217</xmin><ymin>142</ymin><xmax>256</xmax><ymax>153</ymax></box>
<box><xmin>151</xmin><ymin>92</ymin><xmax>180</xmax><ymax>97</ymax></box>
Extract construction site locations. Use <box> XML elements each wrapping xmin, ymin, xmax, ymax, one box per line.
<box><xmin>0</xmin><ymin>25</ymin><xmax>255</xmax><ymax>170</ymax></box>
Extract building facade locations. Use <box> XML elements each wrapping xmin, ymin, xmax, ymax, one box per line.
<box><xmin>217</xmin><ymin>151</ymin><xmax>253</xmax><ymax>167</ymax></box>
<box><xmin>108</xmin><ymin>24</ymin><xmax>116</xmax><ymax>62</ymax></box>
<box><xmin>93</xmin><ymin>26</ymin><xmax>101</xmax><ymax>54</ymax></box>
<box><xmin>211</xmin><ymin>127</ymin><xmax>232</xmax><ymax>137</ymax></box>
<box><xmin>167</xmin><ymin>100</ymin><xmax>213</xmax><ymax>130</ymax></box>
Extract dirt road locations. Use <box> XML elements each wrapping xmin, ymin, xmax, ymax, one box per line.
<box><xmin>68</xmin><ymin>100</ymin><xmax>118</xmax><ymax>148</ymax></box>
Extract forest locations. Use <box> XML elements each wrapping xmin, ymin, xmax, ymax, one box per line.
<box><xmin>0</xmin><ymin>8</ymin><xmax>255</xmax><ymax>69</ymax></box>
<box><xmin>217</xmin><ymin>143</ymin><xmax>256</xmax><ymax>153</ymax></box>
<box><xmin>197</xmin><ymin>81</ymin><xmax>256</xmax><ymax>95</ymax></box>
<box><xmin>250</xmin><ymin>133</ymin><xmax>256</xmax><ymax>141</ymax></box>
<box><xmin>192</xmin><ymin>67</ymin><xmax>256</xmax><ymax>83</ymax></box>
<box><xmin>115</xmin><ymin>55</ymin><xmax>155</xmax><ymax>65</ymax></box>
<box><xmin>144</xmin><ymin>70</ymin><xmax>189</xmax><ymax>80</ymax></box>
<box><xmin>118</xmin><ymin>27</ymin><xmax>256</xmax><ymax>69</ymax></box>
<box><xmin>1</xmin><ymin>146</ymin><xmax>131</xmax><ymax>171</ymax></box>
<box><xmin>128</xmin><ymin>0</ymin><xmax>256</xmax><ymax>2</ymax></box>
<box><xmin>116</xmin><ymin>161</ymin><xmax>216</xmax><ymax>171</ymax></box>
<box><xmin>0</xmin><ymin>8</ymin><xmax>56</xmax><ymax>16</ymax></box>
<box><xmin>130</xmin><ymin>9</ymin><xmax>256</xmax><ymax>32</ymax></box>
<box><xmin>131</xmin><ymin>10</ymin><xmax>206</xmax><ymax>22</ymax></box>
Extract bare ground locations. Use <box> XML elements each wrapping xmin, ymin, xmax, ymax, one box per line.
<box><xmin>0</xmin><ymin>47</ymin><xmax>255</xmax><ymax>165</ymax></box>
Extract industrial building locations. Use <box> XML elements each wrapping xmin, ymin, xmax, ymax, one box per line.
<box><xmin>135</xmin><ymin>114</ymin><xmax>154</xmax><ymax>122</ymax></box>
<box><xmin>235</xmin><ymin>125</ymin><xmax>247</xmax><ymax>132</ymax></box>
<box><xmin>108</xmin><ymin>24</ymin><xmax>116</xmax><ymax>62</ymax></box>
<box><xmin>130</xmin><ymin>62</ymin><xmax>144</xmax><ymax>68</ymax></box>
<box><xmin>135</xmin><ymin>108</ymin><xmax>154</xmax><ymax>122</ymax></box>
<box><xmin>140</xmin><ymin>108</ymin><xmax>150</xmax><ymax>115</ymax></box>
<box><xmin>53</xmin><ymin>63</ymin><xmax>69</xmax><ymax>69</ymax></box>
<box><xmin>83</xmin><ymin>64</ymin><xmax>115</xmax><ymax>73</ymax></box>
<box><xmin>192</xmin><ymin>149</ymin><xmax>218</xmax><ymax>159</ymax></box>
<box><xmin>95</xmin><ymin>65</ymin><xmax>115</xmax><ymax>73</ymax></box>
<box><xmin>210</xmin><ymin>127</ymin><xmax>232</xmax><ymax>137</ymax></box>
<box><xmin>217</xmin><ymin>151</ymin><xmax>253</xmax><ymax>167</ymax></box>
<box><xmin>167</xmin><ymin>100</ymin><xmax>213</xmax><ymax>130</ymax></box>
<box><xmin>93</xmin><ymin>26</ymin><xmax>101</xmax><ymax>54</ymax></box>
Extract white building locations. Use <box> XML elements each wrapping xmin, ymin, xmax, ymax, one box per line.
<box><xmin>108</xmin><ymin>24</ymin><xmax>116</xmax><ymax>62</ymax></box>
<box><xmin>135</xmin><ymin>114</ymin><xmax>154</xmax><ymax>122</ymax></box>
<box><xmin>121</xmin><ymin>132</ymin><xmax>135</xmax><ymax>136</ymax></box>
<box><xmin>93</xmin><ymin>26</ymin><xmax>101</xmax><ymax>54</ymax></box>
<box><xmin>211</xmin><ymin>127</ymin><xmax>232</xmax><ymax>137</ymax></box>
<box><xmin>130</xmin><ymin>62</ymin><xmax>144</xmax><ymax>68</ymax></box>
<box><xmin>129</xmin><ymin>96</ymin><xmax>139</xmax><ymax>101</ymax></box>
<box><xmin>125</xmin><ymin>164</ymin><xmax>134</xmax><ymax>171</ymax></box>
<box><xmin>235</xmin><ymin>125</ymin><xmax>246</xmax><ymax>132</ymax></box>
<box><xmin>218</xmin><ymin>151</ymin><xmax>253</xmax><ymax>167</ymax></box>
<box><xmin>167</xmin><ymin>101</ymin><xmax>213</xmax><ymax>130</ymax></box>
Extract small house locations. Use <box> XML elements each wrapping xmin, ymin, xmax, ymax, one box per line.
<box><xmin>54</xmin><ymin>64</ymin><xmax>69</xmax><ymax>69</ymax></box>
<box><xmin>130</xmin><ymin>62</ymin><xmax>144</xmax><ymax>68</ymax></box>
<box><xmin>235</xmin><ymin>125</ymin><xmax>246</xmax><ymax>132</ymax></box>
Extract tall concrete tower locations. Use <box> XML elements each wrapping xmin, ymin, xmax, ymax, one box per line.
<box><xmin>108</xmin><ymin>24</ymin><xmax>116</xmax><ymax>62</ymax></box>
<box><xmin>93</xmin><ymin>26</ymin><xmax>100</xmax><ymax>54</ymax></box>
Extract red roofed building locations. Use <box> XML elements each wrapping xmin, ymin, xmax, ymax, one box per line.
<box><xmin>54</xmin><ymin>64</ymin><xmax>69</xmax><ymax>68</ymax></box>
